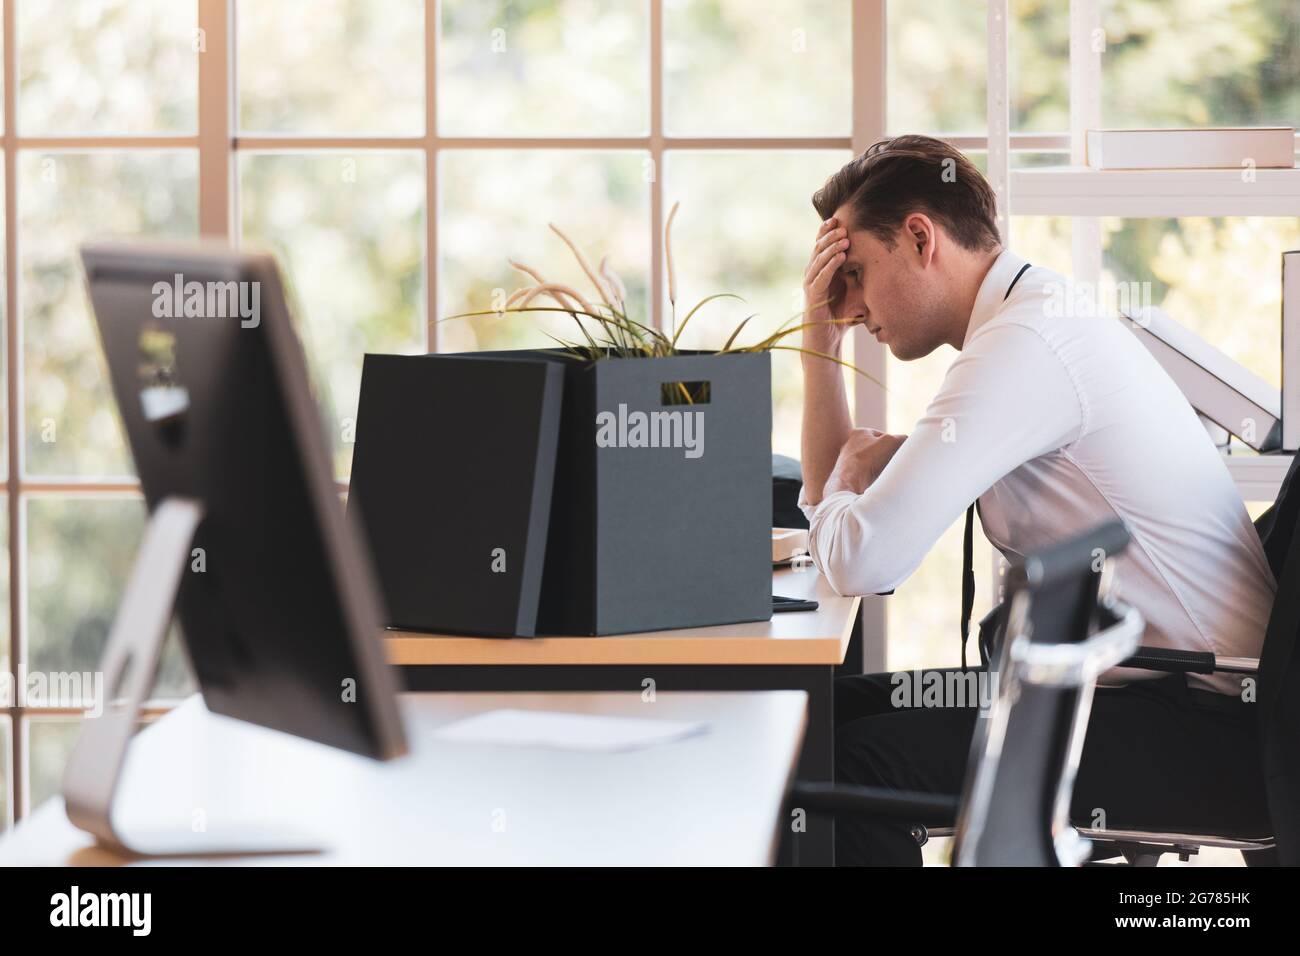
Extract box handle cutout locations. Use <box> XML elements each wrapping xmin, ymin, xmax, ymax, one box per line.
<box><xmin>661</xmin><ymin>380</ymin><xmax>711</xmax><ymax>405</ymax></box>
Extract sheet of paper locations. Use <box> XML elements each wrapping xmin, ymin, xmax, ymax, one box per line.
<box><xmin>434</xmin><ymin>709</ymin><xmax>708</xmax><ymax>753</ymax></box>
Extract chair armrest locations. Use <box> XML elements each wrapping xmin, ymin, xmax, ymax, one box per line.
<box><xmin>1209</xmin><ymin>656</ymin><xmax>1260</xmax><ymax>674</ymax></box>
<box><xmin>1011</xmin><ymin>597</ymin><xmax>1143</xmax><ymax>686</ymax></box>
<box><xmin>789</xmin><ymin>782</ymin><xmax>959</xmax><ymax>821</ymax></box>
<box><xmin>1122</xmin><ymin>646</ymin><xmax>1217</xmax><ymax>674</ymax></box>
<box><xmin>1121</xmin><ymin>646</ymin><xmax>1260</xmax><ymax>676</ymax></box>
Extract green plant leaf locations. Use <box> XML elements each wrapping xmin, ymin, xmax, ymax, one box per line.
<box><xmin>721</xmin><ymin>313</ymin><xmax>758</xmax><ymax>351</ymax></box>
<box><xmin>767</xmin><ymin>345</ymin><xmax>886</xmax><ymax>389</ymax></box>
<box><xmin>737</xmin><ymin>318</ymin><xmax>856</xmax><ymax>354</ymax></box>
<box><xmin>670</xmin><ymin>292</ymin><xmax>747</xmax><ymax>350</ymax></box>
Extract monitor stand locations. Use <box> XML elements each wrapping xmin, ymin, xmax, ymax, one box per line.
<box><xmin>60</xmin><ymin>496</ymin><xmax>322</xmax><ymax>858</ymax></box>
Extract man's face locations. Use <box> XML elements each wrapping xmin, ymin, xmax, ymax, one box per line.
<box><xmin>832</xmin><ymin>204</ymin><xmax>947</xmax><ymax>361</ymax></box>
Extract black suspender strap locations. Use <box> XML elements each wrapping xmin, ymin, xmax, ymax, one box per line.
<box><xmin>1005</xmin><ymin>262</ymin><xmax>1032</xmax><ymax>298</ymax></box>
<box><xmin>961</xmin><ymin>503</ymin><xmax>976</xmax><ymax>669</ymax></box>
<box><xmin>960</xmin><ymin>260</ymin><xmax>1031</xmax><ymax>670</ymax></box>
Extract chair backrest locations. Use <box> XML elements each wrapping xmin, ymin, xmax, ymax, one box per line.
<box><xmin>952</xmin><ymin>521</ymin><xmax>1143</xmax><ymax>867</ymax></box>
<box><xmin>1254</xmin><ymin>453</ymin><xmax>1300</xmax><ymax>865</ymax></box>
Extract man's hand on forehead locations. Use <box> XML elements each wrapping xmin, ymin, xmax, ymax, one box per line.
<box><xmin>802</xmin><ymin>216</ymin><xmax>859</xmax><ymax>354</ymax></box>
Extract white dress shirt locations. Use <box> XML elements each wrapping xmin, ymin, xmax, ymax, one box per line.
<box><xmin>801</xmin><ymin>250</ymin><xmax>1275</xmax><ymax>694</ymax></box>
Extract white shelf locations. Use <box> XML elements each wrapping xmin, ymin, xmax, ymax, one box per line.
<box><xmin>1225</xmin><ymin>453</ymin><xmax>1292</xmax><ymax>502</ymax></box>
<box><xmin>1010</xmin><ymin>165</ymin><xmax>1300</xmax><ymax>217</ymax></box>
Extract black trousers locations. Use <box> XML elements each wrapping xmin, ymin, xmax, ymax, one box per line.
<box><xmin>834</xmin><ymin>669</ymin><xmax>1272</xmax><ymax>866</ymax></box>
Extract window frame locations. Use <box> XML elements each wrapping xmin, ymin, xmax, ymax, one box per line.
<box><xmin>2</xmin><ymin>0</ymin><xmax>1295</xmax><ymax>828</ymax></box>
<box><xmin>0</xmin><ymin>0</ymin><xmax>888</xmax><ymax>829</ymax></box>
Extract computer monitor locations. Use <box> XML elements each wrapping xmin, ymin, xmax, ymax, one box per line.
<box><xmin>67</xmin><ymin>241</ymin><xmax>406</xmax><ymax>856</ymax></box>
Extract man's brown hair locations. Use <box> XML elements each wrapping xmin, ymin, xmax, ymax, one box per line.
<box><xmin>812</xmin><ymin>135</ymin><xmax>1001</xmax><ymax>253</ymax></box>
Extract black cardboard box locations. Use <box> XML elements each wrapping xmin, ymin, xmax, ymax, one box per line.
<box><xmin>354</xmin><ymin>348</ymin><xmax>772</xmax><ymax>636</ymax></box>
<box><xmin>349</xmin><ymin>352</ymin><xmax>563</xmax><ymax>636</ymax></box>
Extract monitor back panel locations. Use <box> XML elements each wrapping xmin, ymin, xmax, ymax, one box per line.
<box><xmin>82</xmin><ymin>244</ymin><xmax>405</xmax><ymax>759</ymax></box>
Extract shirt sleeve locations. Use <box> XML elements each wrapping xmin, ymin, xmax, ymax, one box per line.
<box><xmin>805</xmin><ymin>323</ymin><xmax>1085</xmax><ymax>596</ymax></box>
<box><xmin>796</xmin><ymin>480</ymin><xmax>820</xmax><ymax>525</ymax></box>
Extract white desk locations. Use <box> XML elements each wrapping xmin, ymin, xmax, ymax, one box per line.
<box><xmin>0</xmin><ymin>690</ymin><xmax>807</xmax><ymax>867</ymax></box>
<box><xmin>388</xmin><ymin>567</ymin><xmax>859</xmax><ymax>866</ymax></box>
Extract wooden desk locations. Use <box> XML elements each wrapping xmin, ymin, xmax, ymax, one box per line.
<box><xmin>386</xmin><ymin>567</ymin><xmax>860</xmax><ymax>866</ymax></box>
<box><xmin>0</xmin><ymin>691</ymin><xmax>807</xmax><ymax>867</ymax></box>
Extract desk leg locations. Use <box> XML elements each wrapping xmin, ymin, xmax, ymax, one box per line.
<box><xmin>835</xmin><ymin>604</ymin><xmax>864</xmax><ymax>678</ymax></box>
<box><xmin>399</xmin><ymin>663</ymin><xmax>837</xmax><ymax>867</ymax></box>
<box><xmin>779</xmin><ymin>665</ymin><xmax>834</xmax><ymax>867</ymax></box>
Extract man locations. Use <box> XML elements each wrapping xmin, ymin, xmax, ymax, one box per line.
<box><xmin>799</xmin><ymin>136</ymin><xmax>1276</xmax><ymax>866</ymax></box>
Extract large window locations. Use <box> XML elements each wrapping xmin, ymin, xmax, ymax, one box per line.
<box><xmin>0</xmin><ymin>0</ymin><xmax>865</xmax><ymax>830</ymax></box>
<box><xmin>0</xmin><ymin>3</ymin><xmax>1296</xmax><ymax>866</ymax></box>
<box><xmin>885</xmin><ymin>0</ymin><xmax>1300</xmax><ymax>676</ymax></box>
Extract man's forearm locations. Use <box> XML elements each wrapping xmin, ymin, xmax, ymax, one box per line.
<box><xmin>800</xmin><ymin>349</ymin><xmax>853</xmax><ymax>506</ymax></box>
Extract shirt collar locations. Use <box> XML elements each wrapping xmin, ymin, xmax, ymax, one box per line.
<box><xmin>962</xmin><ymin>249</ymin><xmax>1029</xmax><ymax>349</ymax></box>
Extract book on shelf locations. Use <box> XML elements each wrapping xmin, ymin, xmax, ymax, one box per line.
<box><xmin>1086</xmin><ymin>127</ymin><xmax>1295</xmax><ymax>171</ymax></box>
<box><xmin>1122</xmin><ymin>306</ymin><xmax>1281</xmax><ymax>453</ymax></box>
<box><xmin>1284</xmin><ymin>250</ymin><xmax>1300</xmax><ymax>452</ymax></box>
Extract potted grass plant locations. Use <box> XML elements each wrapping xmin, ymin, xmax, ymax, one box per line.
<box><xmin>447</xmin><ymin>201</ymin><xmax>873</xmax><ymax>393</ymax></box>
<box><xmin>356</xmin><ymin>206</ymin><xmax>874</xmax><ymax>636</ymax></box>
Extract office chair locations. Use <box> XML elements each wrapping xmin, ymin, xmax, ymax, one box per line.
<box><xmin>1077</xmin><ymin>454</ymin><xmax>1300</xmax><ymax>868</ymax></box>
<box><xmin>1070</xmin><ymin>647</ymin><xmax>1274</xmax><ymax>866</ymax></box>
<box><xmin>791</xmin><ymin>521</ymin><xmax>1144</xmax><ymax>866</ymax></box>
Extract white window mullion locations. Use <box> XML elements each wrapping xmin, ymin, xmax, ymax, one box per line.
<box><xmin>3</xmin><ymin>0</ymin><xmax>24</xmax><ymax>824</ymax></box>
<box><xmin>197</xmin><ymin>0</ymin><xmax>233</xmax><ymax>241</ymax></box>
<box><xmin>850</xmin><ymin>0</ymin><xmax>886</xmax><ymax>438</ymax></box>
<box><xmin>425</xmin><ymin>0</ymin><xmax>440</xmax><ymax>352</ymax></box>
<box><xmin>986</xmin><ymin>0</ymin><xmax>1011</xmax><ymax>247</ymax></box>
<box><xmin>1069</xmin><ymin>0</ymin><xmax>1102</xmax><ymax>285</ymax></box>
<box><xmin>985</xmin><ymin>0</ymin><xmax>1013</xmax><ymax>633</ymax></box>
<box><xmin>649</xmin><ymin>0</ymin><xmax>665</xmax><ymax>333</ymax></box>
<box><xmin>1065</xmin><ymin>0</ymin><xmax>1103</xmax><ymax>525</ymax></box>
<box><xmin>852</xmin><ymin>0</ymin><xmax>888</xmax><ymax>674</ymax></box>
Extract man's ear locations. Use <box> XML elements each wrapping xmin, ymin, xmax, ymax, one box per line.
<box><xmin>904</xmin><ymin>213</ymin><xmax>936</xmax><ymax>267</ymax></box>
